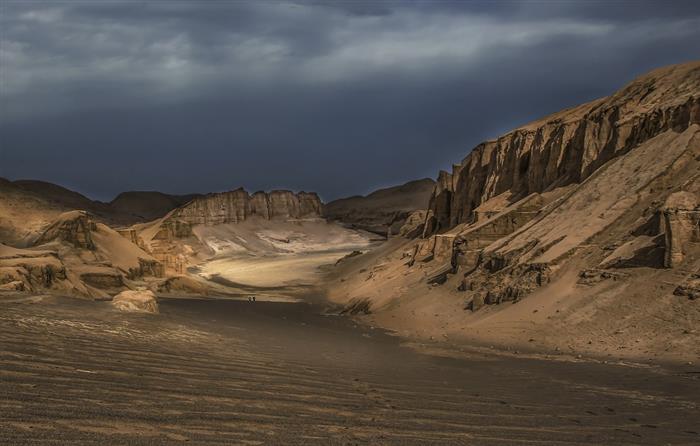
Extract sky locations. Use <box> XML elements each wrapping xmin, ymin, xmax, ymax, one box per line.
<box><xmin>1</xmin><ymin>0</ymin><xmax>699</xmax><ymax>202</ymax></box>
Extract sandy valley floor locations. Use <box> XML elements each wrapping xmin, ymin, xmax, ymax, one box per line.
<box><xmin>1</xmin><ymin>294</ymin><xmax>699</xmax><ymax>445</ymax></box>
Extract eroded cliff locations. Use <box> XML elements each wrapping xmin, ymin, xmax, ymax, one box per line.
<box><xmin>327</xmin><ymin>61</ymin><xmax>700</xmax><ymax>363</ymax></box>
<box><xmin>424</xmin><ymin>62</ymin><xmax>700</xmax><ymax>234</ymax></box>
<box><xmin>169</xmin><ymin>189</ymin><xmax>322</xmax><ymax>226</ymax></box>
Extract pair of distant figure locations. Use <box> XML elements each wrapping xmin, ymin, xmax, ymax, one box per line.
<box><xmin>248</xmin><ymin>295</ymin><xmax>256</xmax><ymax>303</ymax></box>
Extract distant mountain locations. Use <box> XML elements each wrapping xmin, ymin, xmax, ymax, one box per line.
<box><xmin>323</xmin><ymin>178</ymin><xmax>435</xmax><ymax>236</ymax></box>
<box><xmin>109</xmin><ymin>191</ymin><xmax>201</xmax><ymax>222</ymax></box>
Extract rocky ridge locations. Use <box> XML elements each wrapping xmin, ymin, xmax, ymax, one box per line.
<box><xmin>424</xmin><ymin>62</ymin><xmax>699</xmax><ymax>234</ymax></box>
<box><xmin>169</xmin><ymin>189</ymin><xmax>322</xmax><ymax>226</ymax></box>
<box><xmin>327</xmin><ymin>61</ymin><xmax>700</xmax><ymax>363</ymax></box>
<box><xmin>127</xmin><ymin>188</ymin><xmax>325</xmax><ymax>274</ymax></box>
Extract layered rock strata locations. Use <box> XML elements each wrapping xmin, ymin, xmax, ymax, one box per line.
<box><xmin>424</xmin><ymin>63</ymin><xmax>700</xmax><ymax>235</ymax></box>
<box><xmin>170</xmin><ymin>189</ymin><xmax>322</xmax><ymax>226</ymax></box>
<box><xmin>136</xmin><ymin>188</ymin><xmax>324</xmax><ymax>273</ymax></box>
<box><xmin>407</xmin><ymin>62</ymin><xmax>700</xmax><ymax>309</ymax></box>
<box><xmin>33</xmin><ymin>210</ymin><xmax>96</xmax><ymax>249</ymax></box>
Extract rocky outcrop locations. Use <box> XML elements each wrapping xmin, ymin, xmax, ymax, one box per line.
<box><xmin>424</xmin><ymin>63</ymin><xmax>700</xmax><ymax>236</ymax></box>
<box><xmin>452</xmin><ymin>193</ymin><xmax>547</xmax><ymax>271</ymax></box>
<box><xmin>399</xmin><ymin>62</ymin><xmax>700</xmax><ymax>312</ymax></box>
<box><xmin>152</xmin><ymin>219</ymin><xmax>194</xmax><ymax>241</ymax></box>
<box><xmin>169</xmin><ymin>188</ymin><xmax>322</xmax><ymax>226</ymax></box>
<box><xmin>0</xmin><ymin>180</ymin><xmax>195</xmax><ymax>247</ymax></box>
<box><xmin>135</xmin><ymin>188</ymin><xmax>325</xmax><ymax>273</ymax></box>
<box><xmin>154</xmin><ymin>275</ymin><xmax>208</xmax><ymax>295</ymax></box>
<box><xmin>126</xmin><ymin>258</ymin><xmax>165</xmax><ymax>280</ymax></box>
<box><xmin>33</xmin><ymin>210</ymin><xmax>96</xmax><ymax>249</ymax></box>
<box><xmin>0</xmin><ymin>255</ymin><xmax>66</xmax><ymax>290</ymax></box>
<box><xmin>661</xmin><ymin>191</ymin><xmax>699</xmax><ymax>267</ymax></box>
<box><xmin>112</xmin><ymin>289</ymin><xmax>159</xmax><ymax>313</ymax></box>
<box><xmin>674</xmin><ymin>273</ymin><xmax>700</xmax><ymax>300</ymax></box>
<box><xmin>79</xmin><ymin>268</ymin><xmax>125</xmax><ymax>290</ymax></box>
<box><xmin>397</xmin><ymin>210</ymin><xmax>428</xmax><ymax>238</ymax></box>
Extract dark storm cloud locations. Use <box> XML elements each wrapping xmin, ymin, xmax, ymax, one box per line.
<box><xmin>1</xmin><ymin>0</ymin><xmax>699</xmax><ymax>201</ymax></box>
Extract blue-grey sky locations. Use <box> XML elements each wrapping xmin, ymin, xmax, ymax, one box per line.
<box><xmin>1</xmin><ymin>0</ymin><xmax>699</xmax><ymax>201</ymax></box>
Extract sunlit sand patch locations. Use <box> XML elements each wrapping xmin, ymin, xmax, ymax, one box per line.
<box><xmin>200</xmin><ymin>252</ymin><xmax>358</xmax><ymax>289</ymax></box>
<box><xmin>5</xmin><ymin>314</ymin><xmax>219</xmax><ymax>344</ymax></box>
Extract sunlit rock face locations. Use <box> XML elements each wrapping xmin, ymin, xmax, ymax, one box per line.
<box><xmin>385</xmin><ymin>62</ymin><xmax>700</xmax><ymax>313</ymax></box>
<box><xmin>168</xmin><ymin>189</ymin><xmax>322</xmax><ymax>226</ymax></box>
<box><xmin>423</xmin><ymin>63</ymin><xmax>700</xmax><ymax>235</ymax></box>
<box><xmin>111</xmin><ymin>289</ymin><xmax>159</xmax><ymax>314</ymax></box>
<box><xmin>33</xmin><ymin>210</ymin><xmax>96</xmax><ymax>250</ymax></box>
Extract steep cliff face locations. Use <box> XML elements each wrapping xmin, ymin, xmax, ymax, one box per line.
<box><xmin>327</xmin><ymin>62</ymin><xmax>700</xmax><ymax>362</ymax></box>
<box><xmin>168</xmin><ymin>189</ymin><xmax>322</xmax><ymax>226</ymax></box>
<box><xmin>134</xmin><ymin>188</ymin><xmax>324</xmax><ymax>273</ymax></box>
<box><xmin>424</xmin><ymin>62</ymin><xmax>700</xmax><ymax>234</ymax></box>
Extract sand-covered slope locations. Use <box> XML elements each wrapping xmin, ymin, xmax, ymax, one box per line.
<box><xmin>0</xmin><ymin>179</ymin><xmax>200</xmax><ymax>245</ymax></box>
<box><xmin>324</xmin><ymin>178</ymin><xmax>435</xmax><ymax>236</ymax></box>
<box><xmin>327</xmin><ymin>61</ymin><xmax>700</xmax><ymax>364</ymax></box>
<box><xmin>0</xmin><ymin>210</ymin><xmax>168</xmax><ymax>298</ymax></box>
<box><xmin>0</xmin><ymin>178</ymin><xmax>73</xmax><ymax>246</ymax></box>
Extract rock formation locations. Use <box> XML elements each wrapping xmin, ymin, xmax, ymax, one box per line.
<box><xmin>327</xmin><ymin>61</ymin><xmax>700</xmax><ymax>360</ymax></box>
<box><xmin>406</xmin><ymin>62</ymin><xmax>700</xmax><ymax>299</ymax></box>
<box><xmin>423</xmin><ymin>63</ymin><xmax>700</xmax><ymax>235</ymax></box>
<box><xmin>33</xmin><ymin>210</ymin><xmax>96</xmax><ymax>249</ymax></box>
<box><xmin>0</xmin><ymin>178</ymin><xmax>200</xmax><ymax>246</ymax></box>
<box><xmin>111</xmin><ymin>289</ymin><xmax>159</xmax><ymax>313</ymax></box>
<box><xmin>0</xmin><ymin>247</ymin><xmax>67</xmax><ymax>292</ymax></box>
<box><xmin>661</xmin><ymin>191</ymin><xmax>699</xmax><ymax>267</ymax></box>
<box><xmin>0</xmin><ymin>210</ymin><xmax>166</xmax><ymax>298</ymax></box>
<box><xmin>169</xmin><ymin>188</ymin><xmax>322</xmax><ymax>226</ymax></box>
<box><xmin>397</xmin><ymin>210</ymin><xmax>428</xmax><ymax>238</ymax></box>
<box><xmin>132</xmin><ymin>188</ymin><xmax>326</xmax><ymax>273</ymax></box>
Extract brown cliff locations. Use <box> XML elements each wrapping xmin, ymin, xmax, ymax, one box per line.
<box><xmin>327</xmin><ymin>61</ymin><xmax>700</xmax><ymax>363</ymax></box>
<box><xmin>134</xmin><ymin>188</ymin><xmax>324</xmax><ymax>273</ymax></box>
<box><xmin>168</xmin><ymin>188</ymin><xmax>322</xmax><ymax>226</ymax></box>
<box><xmin>424</xmin><ymin>62</ymin><xmax>700</xmax><ymax>234</ymax></box>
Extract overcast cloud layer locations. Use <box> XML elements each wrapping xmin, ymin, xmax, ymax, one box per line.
<box><xmin>1</xmin><ymin>0</ymin><xmax>699</xmax><ymax>201</ymax></box>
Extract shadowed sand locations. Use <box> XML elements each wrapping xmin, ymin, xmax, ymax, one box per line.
<box><xmin>1</xmin><ymin>294</ymin><xmax>699</xmax><ymax>445</ymax></box>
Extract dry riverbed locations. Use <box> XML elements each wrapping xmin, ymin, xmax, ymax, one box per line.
<box><xmin>1</xmin><ymin>294</ymin><xmax>699</xmax><ymax>445</ymax></box>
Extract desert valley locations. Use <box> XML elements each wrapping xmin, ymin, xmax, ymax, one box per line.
<box><xmin>3</xmin><ymin>1</ymin><xmax>700</xmax><ymax>443</ymax></box>
<box><xmin>1</xmin><ymin>60</ymin><xmax>699</xmax><ymax>444</ymax></box>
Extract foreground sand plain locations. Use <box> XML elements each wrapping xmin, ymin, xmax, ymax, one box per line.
<box><xmin>1</xmin><ymin>294</ymin><xmax>699</xmax><ymax>445</ymax></box>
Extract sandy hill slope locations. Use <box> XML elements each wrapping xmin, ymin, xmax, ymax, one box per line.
<box><xmin>0</xmin><ymin>178</ymin><xmax>74</xmax><ymax>246</ymax></box>
<box><xmin>108</xmin><ymin>191</ymin><xmax>201</xmax><ymax>222</ymax></box>
<box><xmin>324</xmin><ymin>178</ymin><xmax>435</xmax><ymax>236</ymax></box>
<box><xmin>0</xmin><ymin>210</ymin><xmax>166</xmax><ymax>298</ymax></box>
<box><xmin>10</xmin><ymin>180</ymin><xmax>106</xmax><ymax>212</ymax></box>
<box><xmin>1</xmin><ymin>178</ymin><xmax>371</xmax><ymax>299</ymax></box>
<box><xmin>0</xmin><ymin>179</ymin><xmax>199</xmax><ymax>245</ymax></box>
<box><xmin>327</xmin><ymin>61</ymin><xmax>700</xmax><ymax>364</ymax></box>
